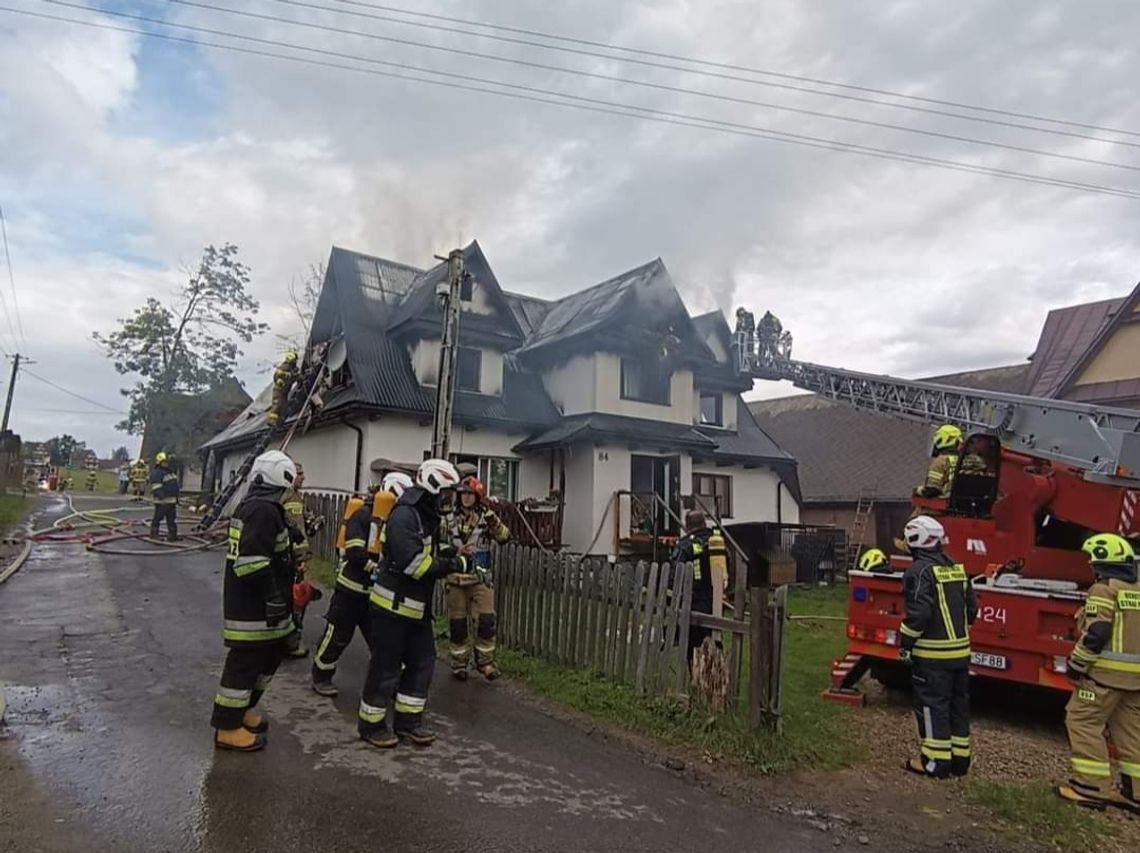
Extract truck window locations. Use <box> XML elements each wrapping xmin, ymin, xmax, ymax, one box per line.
<box><xmin>947</xmin><ymin>434</ymin><xmax>1000</xmax><ymax>518</ymax></box>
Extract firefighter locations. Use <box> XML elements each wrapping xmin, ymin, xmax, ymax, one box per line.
<box><xmin>1057</xmin><ymin>534</ymin><xmax>1140</xmax><ymax>812</ymax></box>
<box><xmin>358</xmin><ymin>459</ymin><xmax>467</xmax><ymax>749</ymax></box>
<box><xmin>917</xmin><ymin>424</ymin><xmax>963</xmax><ymax>498</ymax></box>
<box><xmin>268</xmin><ymin>351</ymin><xmax>299</xmax><ymax>426</ymax></box>
<box><xmin>858</xmin><ymin>548</ymin><xmax>891</xmax><ymax>573</ymax></box>
<box><xmin>210</xmin><ymin>450</ymin><xmax>299</xmax><ymax>752</ymax></box>
<box><xmin>85</xmin><ymin>468</ymin><xmax>98</xmax><ymax>492</ymax></box>
<box><xmin>756</xmin><ymin>310</ymin><xmax>783</xmax><ymax>362</ymax></box>
<box><xmin>282</xmin><ymin>463</ymin><xmax>313</xmax><ymax>659</ymax></box>
<box><xmin>149</xmin><ymin>452</ymin><xmax>180</xmax><ymax>541</ymax></box>
<box><xmin>447</xmin><ymin>476</ymin><xmax>510</xmax><ymax>681</ymax></box>
<box><xmin>898</xmin><ymin>515</ymin><xmax>977</xmax><ymax>778</ymax></box>
<box><xmin>311</xmin><ymin>471</ymin><xmax>412</xmax><ymax>697</ymax></box>
<box><xmin>130</xmin><ymin>459</ymin><xmax>148</xmax><ymax>500</ymax></box>
<box><xmin>670</xmin><ymin>511</ymin><xmax>729</xmax><ymax>664</ymax></box>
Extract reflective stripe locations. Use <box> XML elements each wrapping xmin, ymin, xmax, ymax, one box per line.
<box><xmin>233</xmin><ymin>556</ymin><xmax>271</xmax><ymax>577</ymax></box>
<box><xmin>343</xmin><ymin>539</ymin><xmax>367</xmax><ymax>549</ymax></box>
<box><xmin>935</xmin><ymin>582</ymin><xmax>957</xmax><ymax>642</ymax></box>
<box><xmin>912</xmin><ymin>646</ymin><xmax>970</xmax><ymax>660</ymax></box>
<box><xmin>914</xmin><ymin>636</ymin><xmax>970</xmax><ymax>649</ymax></box>
<box><xmin>222</xmin><ymin>619</ymin><xmax>294</xmax><ymax>643</ymax></box>
<box><xmin>401</xmin><ymin>542</ymin><xmax>434</xmax><ymax>580</ymax></box>
<box><xmin>1093</xmin><ymin>657</ymin><xmax>1140</xmax><ymax>673</ymax></box>
<box><xmin>899</xmin><ymin>623</ymin><xmax>922</xmax><ymax>638</ymax></box>
<box><xmin>336</xmin><ymin>574</ymin><xmax>370</xmax><ymax>595</ymax></box>
<box><xmin>1071</xmin><ymin>756</ymin><xmax>1112</xmax><ymax>777</ymax></box>
<box><xmin>370</xmin><ymin>584</ymin><xmax>426</xmax><ymax>619</ymax></box>
<box><xmin>921</xmin><ymin>744</ymin><xmax>951</xmax><ymax>761</ymax></box>
<box><xmin>313</xmin><ymin>624</ymin><xmax>338</xmax><ymax>670</ymax></box>
<box><xmin>214</xmin><ymin>692</ymin><xmax>250</xmax><ymax>709</ymax></box>
<box><xmin>255</xmin><ymin>674</ymin><xmax>273</xmax><ymax>691</ymax></box>
<box><xmin>395</xmin><ymin>692</ymin><xmax>426</xmax><ymax>714</ymax></box>
<box><xmin>951</xmin><ymin>735</ymin><xmax>971</xmax><ymax>758</ymax></box>
<box><xmin>1120</xmin><ymin>760</ymin><xmax>1140</xmax><ymax>779</ymax></box>
<box><xmin>358</xmin><ymin>700</ymin><xmax>386</xmax><ymax>724</ymax></box>
<box><xmin>1086</xmin><ymin>596</ymin><xmax>1116</xmax><ymax>610</ymax></box>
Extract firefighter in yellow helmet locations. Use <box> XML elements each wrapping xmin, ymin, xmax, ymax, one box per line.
<box><xmin>268</xmin><ymin>351</ymin><xmax>299</xmax><ymax>426</ymax></box>
<box><xmin>149</xmin><ymin>452</ymin><xmax>180</xmax><ymax>541</ymax></box>
<box><xmin>1057</xmin><ymin>533</ymin><xmax>1140</xmax><ymax>812</ymax></box>
<box><xmin>129</xmin><ymin>459</ymin><xmax>148</xmax><ymax>500</ymax></box>
<box><xmin>670</xmin><ymin>511</ymin><xmax>729</xmax><ymax>665</ymax></box>
<box><xmin>916</xmin><ymin>425</ymin><xmax>963</xmax><ymax>499</ymax></box>
<box><xmin>858</xmin><ymin>548</ymin><xmax>891</xmax><ymax>573</ymax></box>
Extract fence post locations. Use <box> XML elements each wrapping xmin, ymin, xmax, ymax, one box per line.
<box><xmin>748</xmin><ymin>554</ymin><xmax>780</xmax><ymax>732</ymax></box>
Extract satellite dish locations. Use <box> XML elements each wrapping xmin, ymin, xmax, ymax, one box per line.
<box><xmin>326</xmin><ymin>339</ymin><xmax>347</xmax><ymax>372</ymax></box>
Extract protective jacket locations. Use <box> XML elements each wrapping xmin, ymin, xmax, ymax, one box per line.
<box><xmin>280</xmin><ymin>487</ymin><xmax>311</xmax><ymax>564</ymax></box>
<box><xmin>1069</xmin><ymin>576</ymin><xmax>1140</xmax><ymax>691</ymax></box>
<box><xmin>920</xmin><ymin>452</ymin><xmax>959</xmax><ymax>498</ymax></box>
<box><xmin>900</xmin><ymin>548</ymin><xmax>977</xmax><ymax>668</ymax></box>
<box><xmin>670</xmin><ymin>527</ymin><xmax>722</xmax><ymax>607</ymax></box>
<box><xmin>448</xmin><ymin>506</ymin><xmax>509</xmax><ymax>586</ymax></box>
<box><xmin>222</xmin><ymin>487</ymin><xmax>295</xmax><ymax>647</ymax></box>
<box><xmin>150</xmin><ymin>464</ymin><xmax>180</xmax><ymax>503</ymax></box>
<box><xmin>370</xmin><ymin>487</ymin><xmax>466</xmax><ymax>621</ymax></box>
<box><xmin>339</xmin><ymin>503</ymin><xmax>375</xmax><ymax>596</ymax></box>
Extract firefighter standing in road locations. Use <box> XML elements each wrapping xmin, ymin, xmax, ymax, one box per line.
<box><xmin>1057</xmin><ymin>534</ymin><xmax>1140</xmax><ymax>812</ymax></box>
<box><xmin>130</xmin><ymin>459</ymin><xmax>148</xmax><ymax>500</ymax></box>
<box><xmin>670</xmin><ymin>511</ymin><xmax>728</xmax><ymax>664</ymax></box>
<box><xmin>282</xmin><ymin>462</ymin><xmax>315</xmax><ymax>659</ymax></box>
<box><xmin>311</xmin><ymin>471</ymin><xmax>412</xmax><ymax>697</ymax></box>
<box><xmin>447</xmin><ymin>476</ymin><xmax>510</xmax><ymax>681</ymax></box>
<box><xmin>85</xmin><ymin>468</ymin><xmax>98</xmax><ymax>492</ymax></box>
<box><xmin>917</xmin><ymin>425</ymin><xmax>963</xmax><ymax>499</ymax></box>
<box><xmin>358</xmin><ymin>459</ymin><xmax>467</xmax><ymax>749</ymax></box>
<box><xmin>210</xmin><ymin>450</ymin><xmax>300</xmax><ymax>752</ymax></box>
<box><xmin>898</xmin><ymin>515</ymin><xmax>977</xmax><ymax>778</ymax></box>
<box><xmin>149</xmin><ymin>452</ymin><xmax>180</xmax><ymax>541</ymax></box>
<box><xmin>268</xmin><ymin>351</ymin><xmax>299</xmax><ymax>426</ymax></box>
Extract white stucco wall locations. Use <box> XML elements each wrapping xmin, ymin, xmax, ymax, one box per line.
<box><xmin>479</xmin><ymin>349</ymin><xmax>504</xmax><ymax>397</ymax></box>
<box><xmin>690</xmin><ymin>462</ymin><xmax>799</xmax><ymax>524</ymax></box>
<box><xmin>281</xmin><ymin>422</ymin><xmax>365</xmax><ymax>492</ymax></box>
<box><xmin>561</xmin><ymin>443</ymin><xmax>595</xmax><ymax>552</ymax></box>
<box><xmin>542</xmin><ymin>354</ymin><xmax>597</xmax><ymax>415</ymax></box>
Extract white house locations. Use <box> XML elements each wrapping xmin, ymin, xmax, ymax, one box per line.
<box><xmin>202</xmin><ymin>242</ymin><xmax>800</xmax><ymax>554</ymax></box>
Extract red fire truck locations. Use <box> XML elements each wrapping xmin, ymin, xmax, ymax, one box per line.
<box><xmin>733</xmin><ymin>332</ymin><xmax>1140</xmax><ymax>702</ymax></box>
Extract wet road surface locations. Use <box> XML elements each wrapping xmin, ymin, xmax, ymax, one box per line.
<box><xmin>2</xmin><ymin>495</ymin><xmax>858</xmax><ymax>852</ymax></box>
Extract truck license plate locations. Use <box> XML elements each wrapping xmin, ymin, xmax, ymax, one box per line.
<box><xmin>970</xmin><ymin>652</ymin><xmax>1008</xmax><ymax>670</ymax></box>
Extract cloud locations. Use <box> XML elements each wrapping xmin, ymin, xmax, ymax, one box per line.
<box><xmin>2</xmin><ymin>0</ymin><xmax>1140</xmax><ymax>453</ymax></box>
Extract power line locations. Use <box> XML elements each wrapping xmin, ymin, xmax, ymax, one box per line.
<box><xmin>0</xmin><ymin>205</ymin><xmax>27</xmax><ymax>352</ymax></box>
<box><xmin>159</xmin><ymin>0</ymin><xmax>1140</xmax><ymax>174</ymax></box>
<box><xmin>12</xmin><ymin>5</ymin><xmax>1140</xmax><ymax>201</ymax></box>
<box><xmin>20</xmin><ymin>367</ymin><xmax>123</xmax><ymax>413</ymax></box>
<box><xmin>321</xmin><ymin>0</ymin><xmax>1140</xmax><ymax>140</ymax></box>
<box><xmin>261</xmin><ymin>0</ymin><xmax>1140</xmax><ymax>149</ymax></box>
<box><xmin>22</xmin><ymin>408</ymin><xmax>126</xmax><ymax>415</ymax></box>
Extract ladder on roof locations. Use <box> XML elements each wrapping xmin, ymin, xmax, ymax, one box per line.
<box><xmin>196</xmin><ymin>345</ymin><xmax>335</xmax><ymax>530</ymax></box>
<box><xmin>732</xmin><ymin>332</ymin><xmax>1140</xmax><ymax>486</ymax></box>
<box><xmin>846</xmin><ymin>491</ymin><xmax>875</xmax><ymax>574</ymax></box>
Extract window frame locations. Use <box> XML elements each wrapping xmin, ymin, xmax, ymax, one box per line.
<box><xmin>620</xmin><ymin>357</ymin><xmax>671</xmax><ymax>406</ymax></box>
<box><xmin>692</xmin><ymin>472</ymin><xmax>733</xmax><ymax>518</ymax></box>
<box><xmin>456</xmin><ymin>346</ymin><xmax>482</xmax><ymax>393</ymax></box>
<box><xmin>699</xmin><ymin>392</ymin><xmax>724</xmax><ymax>427</ymax></box>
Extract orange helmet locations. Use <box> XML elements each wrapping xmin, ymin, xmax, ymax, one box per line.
<box><xmin>458</xmin><ymin>475</ymin><xmax>486</xmax><ymax>502</ymax></box>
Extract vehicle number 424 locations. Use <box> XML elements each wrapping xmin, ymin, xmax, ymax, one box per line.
<box><xmin>979</xmin><ymin>605</ymin><xmax>1007</xmax><ymax>624</ymax></box>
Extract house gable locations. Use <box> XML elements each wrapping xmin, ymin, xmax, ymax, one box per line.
<box><xmin>1056</xmin><ymin>282</ymin><xmax>1140</xmax><ymax>404</ymax></box>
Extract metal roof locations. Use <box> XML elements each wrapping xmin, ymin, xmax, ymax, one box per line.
<box><xmin>1026</xmin><ymin>296</ymin><xmax>1124</xmax><ymax>397</ymax></box>
<box><xmin>513</xmin><ymin>412</ymin><xmax>717</xmax><ymax>453</ymax></box>
<box><xmin>503</xmin><ymin>291</ymin><xmax>552</xmax><ymax>338</ymax></box>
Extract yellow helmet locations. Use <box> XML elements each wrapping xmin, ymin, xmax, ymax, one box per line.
<box><xmin>155</xmin><ymin>451</ymin><xmax>168</xmax><ymax>464</ymax></box>
<box><xmin>284</xmin><ymin>351</ymin><xmax>298</xmax><ymax>363</ymax></box>
<box><xmin>932</xmin><ymin>424</ymin><xmax>963</xmax><ymax>451</ymax></box>
<box><xmin>858</xmin><ymin>548</ymin><xmax>889</xmax><ymax>571</ymax></box>
<box><xmin>1082</xmin><ymin>533</ymin><xmax>1135</xmax><ymax>565</ymax></box>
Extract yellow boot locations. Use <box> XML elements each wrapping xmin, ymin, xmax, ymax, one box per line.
<box><xmin>1056</xmin><ymin>783</ymin><xmax>1107</xmax><ymax>811</ymax></box>
<box><xmin>242</xmin><ymin>709</ymin><xmax>268</xmax><ymax>734</ymax></box>
<box><xmin>215</xmin><ymin>727</ymin><xmax>266</xmax><ymax>752</ymax></box>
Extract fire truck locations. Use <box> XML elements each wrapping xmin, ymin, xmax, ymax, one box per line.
<box><xmin>733</xmin><ymin>327</ymin><xmax>1140</xmax><ymax>702</ymax></box>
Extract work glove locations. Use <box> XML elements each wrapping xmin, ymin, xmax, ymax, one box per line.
<box><xmin>265</xmin><ymin>597</ymin><xmax>289</xmax><ymax>627</ymax></box>
<box><xmin>897</xmin><ymin>648</ymin><xmax>913</xmax><ymax>666</ymax></box>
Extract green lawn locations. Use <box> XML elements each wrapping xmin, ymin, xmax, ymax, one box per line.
<box><xmin>965</xmin><ymin>781</ymin><xmax>1115</xmax><ymax>849</ymax></box>
<box><xmin>306</xmin><ymin>556</ymin><xmax>337</xmax><ymax>589</ymax></box>
<box><xmin>0</xmin><ymin>494</ymin><xmax>30</xmax><ymax>534</ymax></box>
<box><xmin>56</xmin><ymin>467</ymin><xmax>122</xmax><ymax>494</ymax></box>
<box><xmin>498</xmin><ymin>584</ymin><xmax>863</xmax><ymax>774</ymax></box>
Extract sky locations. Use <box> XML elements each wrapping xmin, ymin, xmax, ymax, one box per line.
<box><xmin>2</xmin><ymin>0</ymin><xmax>1139</xmax><ymax>455</ymax></box>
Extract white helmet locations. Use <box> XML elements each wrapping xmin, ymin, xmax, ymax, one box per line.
<box><xmin>416</xmin><ymin>458</ymin><xmax>460</xmax><ymax>495</ymax></box>
<box><xmin>904</xmin><ymin>515</ymin><xmax>946</xmax><ymax>551</ymax></box>
<box><xmin>381</xmin><ymin>471</ymin><xmax>413</xmax><ymax>498</ymax></box>
<box><xmin>249</xmin><ymin>450</ymin><xmax>297</xmax><ymax>489</ymax></box>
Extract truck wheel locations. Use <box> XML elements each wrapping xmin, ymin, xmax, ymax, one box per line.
<box><xmin>870</xmin><ymin>662</ymin><xmax>911</xmax><ymax>691</ymax></box>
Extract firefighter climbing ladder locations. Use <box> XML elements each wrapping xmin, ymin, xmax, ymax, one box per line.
<box><xmin>196</xmin><ymin>340</ymin><xmax>344</xmax><ymax>531</ymax></box>
<box><xmin>847</xmin><ymin>491</ymin><xmax>875</xmax><ymax>573</ymax></box>
<box><xmin>734</xmin><ymin>332</ymin><xmax>1140</xmax><ymax>488</ymax></box>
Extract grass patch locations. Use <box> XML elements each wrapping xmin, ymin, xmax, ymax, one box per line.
<box><xmin>965</xmin><ymin>781</ymin><xmax>1114</xmax><ymax>849</ymax></box>
<box><xmin>499</xmin><ymin>584</ymin><xmax>863</xmax><ymax>774</ymax></box>
<box><xmin>306</xmin><ymin>556</ymin><xmax>337</xmax><ymax>589</ymax></box>
<box><xmin>0</xmin><ymin>494</ymin><xmax>29</xmax><ymax>533</ymax></box>
<box><xmin>57</xmin><ymin>467</ymin><xmax>121</xmax><ymax>494</ymax></box>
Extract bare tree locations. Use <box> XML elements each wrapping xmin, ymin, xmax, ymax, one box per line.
<box><xmin>276</xmin><ymin>261</ymin><xmax>325</xmax><ymax>354</ymax></box>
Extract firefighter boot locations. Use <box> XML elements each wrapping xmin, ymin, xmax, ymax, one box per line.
<box><xmin>477</xmin><ymin>663</ymin><xmax>501</xmax><ymax>681</ymax></box>
<box><xmin>215</xmin><ymin>727</ymin><xmax>266</xmax><ymax>752</ymax></box>
<box><xmin>242</xmin><ymin>709</ymin><xmax>269</xmax><ymax>734</ymax></box>
<box><xmin>311</xmin><ymin>674</ymin><xmax>339</xmax><ymax>697</ymax></box>
<box><xmin>395</xmin><ymin>722</ymin><xmax>437</xmax><ymax>747</ymax></box>
<box><xmin>1056</xmin><ymin>783</ymin><xmax>1108</xmax><ymax>811</ymax></box>
<box><xmin>359</xmin><ymin>723</ymin><xmax>399</xmax><ymax>749</ymax></box>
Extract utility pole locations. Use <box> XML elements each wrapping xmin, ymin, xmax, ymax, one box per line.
<box><xmin>2</xmin><ymin>353</ymin><xmax>24</xmax><ymax>433</ymax></box>
<box><xmin>430</xmin><ymin>249</ymin><xmax>465</xmax><ymax>459</ymax></box>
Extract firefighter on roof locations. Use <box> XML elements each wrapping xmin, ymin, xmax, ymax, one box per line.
<box><xmin>358</xmin><ymin>459</ymin><xmax>467</xmax><ymax>748</ymax></box>
<box><xmin>268</xmin><ymin>351</ymin><xmax>299</xmax><ymax>426</ymax></box>
<box><xmin>210</xmin><ymin>450</ymin><xmax>300</xmax><ymax>752</ymax></box>
<box><xmin>898</xmin><ymin>515</ymin><xmax>977</xmax><ymax>779</ymax></box>
<box><xmin>1057</xmin><ymin>533</ymin><xmax>1140</xmax><ymax>813</ymax></box>
<box><xmin>311</xmin><ymin>471</ymin><xmax>412</xmax><ymax>697</ymax></box>
<box><xmin>447</xmin><ymin>476</ymin><xmax>510</xmax><ymax>681</ymax></box>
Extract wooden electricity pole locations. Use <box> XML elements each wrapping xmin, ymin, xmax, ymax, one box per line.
<box><xmin>430</xmin><ymin>249</ymin><xmax>465</xmax><ymax>459</ymax></box>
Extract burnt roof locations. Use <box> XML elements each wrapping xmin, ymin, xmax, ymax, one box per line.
<box><xmin>749</xmin><ymin>363</ymin><xmax>1031</xmax><ymax>503</ymax></box>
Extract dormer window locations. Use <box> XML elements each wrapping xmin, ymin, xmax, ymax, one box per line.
<box><xmin>699</xmin><ymin>392</ymin><xmax>723</xmax><ymax>426</ymax></box>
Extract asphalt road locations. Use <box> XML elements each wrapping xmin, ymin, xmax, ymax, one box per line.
<box><xmin>1</xmin><ymin>495</ymin><xmax>859</xmax><ymax>853</ymax></box>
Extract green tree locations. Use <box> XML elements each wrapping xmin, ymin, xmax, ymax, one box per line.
<box><xmin>110</xmin><ymin>445</ymin><xmax>131</xmax><ymax>464</ymax></box>
<box><xmin>45</xmin><ymin>434</ymin><xmax>82</xmax><ymax>466</ymax></box>
<box><xmin>93</xmin><ymin>244</ymin><xmax>267</xmax><ymax>434</ymax></box>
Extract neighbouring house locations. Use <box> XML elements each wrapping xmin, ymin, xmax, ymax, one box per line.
<box><xmin>203</xmin><ymin>242</ymin><xmax>800</xmax><ymax>554</ymax></box>
<box><xmin>143</xmin><ymin>378</ymin><xmax>252</xmax><ymax>487</ymax></box>
<box><xmin>749</xmin><ymin>280</ymin><xmax>1140</xmax><ymax>553</ymax></box>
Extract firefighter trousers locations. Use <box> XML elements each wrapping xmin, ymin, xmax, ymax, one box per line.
<box><xmin>447</xmin><ymin>581</ymin><xmax>495</xmax><ymax>671</ymax></box>
<box><xmin>911</xmin><ymin>662</ymin><xmax>971</xmax><ymax>778</ymax></box>
<box><xmin>211</xmin><ymin>642</ymin><xmax>286</xmax><ymax>730</ymax></box>
<box><xmin>358</xmin><ymin>610</ymin><xmax>435</xmax><ymax>735</ymax></box>
<box><xmin>1065</xmin><ymin>679</ymin><xmax>1140</xmax><ymax>799</ymax></box>
<box><xmin>151</xmin><ymin>503</ymin><xmax>177</xmax><ymax>539</ymax></box>
<box><xmin>311</xmin><ymin>589</ymin><xmax>372</xmax><ymax>682</ymax></box>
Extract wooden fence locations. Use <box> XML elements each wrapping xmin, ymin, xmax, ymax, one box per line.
<box><xmin>303</xmin><ymin>490</ymin><xmax>349</xmax><ymax>562</ymax></box>
<box><xmin>493</xmin><ymin>543</ymin><xmax>750</xmax><ymax>703</ymax></box>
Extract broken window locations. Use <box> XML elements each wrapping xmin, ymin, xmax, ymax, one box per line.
<box><xmin>699</xmin><ymin>393</ymin><xmax>723</xmax><ymax>426</ymax></box>
<box><xmin>620</xmin><ymin>357</ymin><xmax>670</xmax><ymax>405</ymax></box>
<box><xmin>457</xmin><ymin>347</ymin><xmax>482</xmax><ymax>392</ymax></box>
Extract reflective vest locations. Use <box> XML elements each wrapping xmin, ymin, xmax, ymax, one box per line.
<box><xmin>900</xmin><ymin>551</ymin><xmax>977</xmax><ymax>666</ymax></box>
<box><xmin>1071</xmin><ymin>577</ymin><xmax>1140</xmax><ymax>691</ymax></box>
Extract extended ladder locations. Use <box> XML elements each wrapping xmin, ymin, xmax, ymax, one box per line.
<box><xmin>734</xmin><ymin>332</ymin><xmax>1140</xmax><ymax>486</ymax></box>
<box><xmin>847</xmin><ymin>491</ymin><xmax>875</xmax><ymax>573</ymax></box>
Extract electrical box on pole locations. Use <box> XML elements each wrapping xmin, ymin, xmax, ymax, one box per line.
<box><xmin>431</xmin><ymin>249</ymin><xmax>465</xmax><ymax>460</ymax></box>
